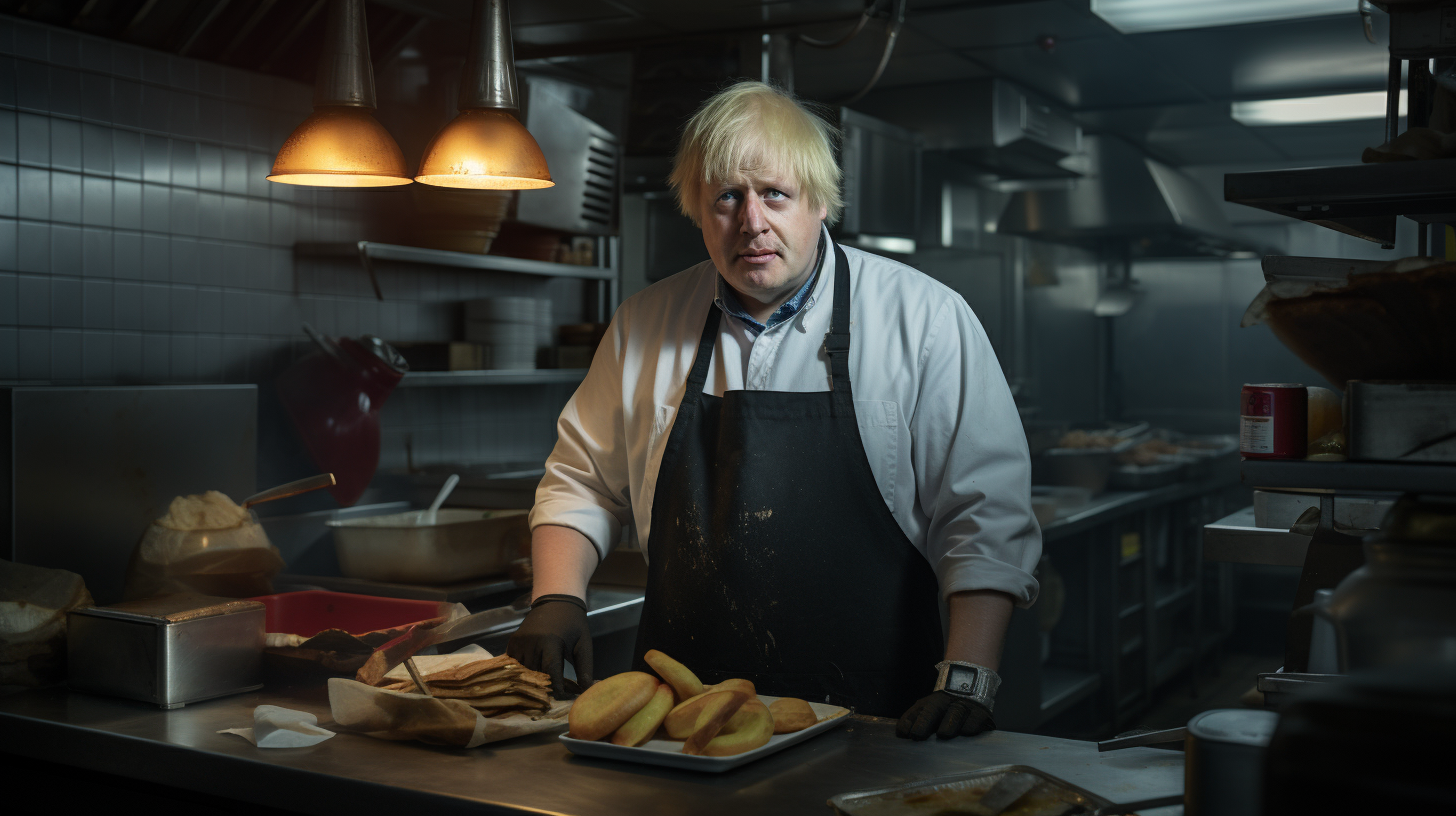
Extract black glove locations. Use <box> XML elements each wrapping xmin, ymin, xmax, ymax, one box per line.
<box><xmin>506</xmin><ymin>594</ymin><xmax>593</xmax><ymax>697</ymax></box>
<box><xmin>895</xmin><ymin>691</ymin><xmax>996</xmax><ymax>741</ymax></box>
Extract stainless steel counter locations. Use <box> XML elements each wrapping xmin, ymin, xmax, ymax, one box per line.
<box><xmin>0</xmin><ymin>680</ymin><xmax>1184</xmax><ymax>816</ymax></box>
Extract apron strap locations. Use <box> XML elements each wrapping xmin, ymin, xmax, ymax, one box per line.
<box><xmin>683</xmin><ymin>300</ymin><xmax>721</xmax><ymax>404</ymax></box>
<box><xmin>824</xmin><ymin>242</ymin><xmax>855</xmax><ymax>415</ymax></box>
<box><xmin>688</xmin><ymin>239</ymin><xmax>852</xmax><ymax>410</ymax></box>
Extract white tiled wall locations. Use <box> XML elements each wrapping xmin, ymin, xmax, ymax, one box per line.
<box><xmin>0</xmin><ymin>16</ymin><xmax>583</xmax><ymax>480</ymax></box>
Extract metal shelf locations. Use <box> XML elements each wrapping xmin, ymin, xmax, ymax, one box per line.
<box><xmin>1242</xmin><ymin>459</ymin><xmax>1456</xmax><ymax>494</ymax></box>
<box><xmin>1224</xmin><ymin>158</ymin><xmax>1456</xmax><ymax>245</ymax></box>
<box><xmin>397</xmin><ymin>369</ymin><xmax>588</xmax><ymax>388</ymax></box>
<box><xmin>296</xmin><ymin>241</ymin><xmax>618</xmax><ymax>280</ymax></box>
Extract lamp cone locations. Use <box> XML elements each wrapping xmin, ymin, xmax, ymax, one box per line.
<box><xmin>415</xmin><ymin>109</ymin><xmax>553</xmax><ymax>189</ymax></box>
<box><xmin>268</xmin><ymin>106</ymin><xmax>412</xmax><ymax>187</ymax></box>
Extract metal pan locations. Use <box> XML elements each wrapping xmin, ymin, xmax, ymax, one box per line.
<box><xmin>828</xmin><ymin>764</ymin><xmax>1113</xmax><ymax>816</ymax></box>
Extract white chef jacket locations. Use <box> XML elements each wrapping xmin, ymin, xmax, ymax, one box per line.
<box><xmin>531</xmin><ymin>227</ymin><xmax>1042</xmax><ymax>606</ymax></box>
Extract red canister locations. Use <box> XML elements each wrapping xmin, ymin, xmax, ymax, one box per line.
<box><xmin>1241</xmin><ymin>384</ymin><xmax>1308</xmax><ymax>459</ymax></box>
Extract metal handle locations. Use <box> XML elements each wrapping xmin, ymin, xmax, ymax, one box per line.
<box><xmin>242</xmin><ymin>473</ymin><xmax>337</xmax><ymax>508</ymax></box>
<box><xmin>1096</xmin><ymin>727</ymin><xmax>1186</xmax><ymax>752</ymax></box>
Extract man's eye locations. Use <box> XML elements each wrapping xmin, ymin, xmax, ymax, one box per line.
<box><xmin>718</xmin><ymin>191</ymin><xmax>739</xmax><ymax>202</ymax></box>
<box><xmin>764</xmin><ymin>189</ymin><xmax>786</xmax><ymax>200</ymax></box>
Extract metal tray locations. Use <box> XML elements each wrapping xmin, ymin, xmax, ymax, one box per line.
<box><xmin>328</xmin><ymin>508</ymin><xmax>528</xmax><ymax>584</ymax></box>
<box><xmin>828</xmin><ymin>765</ymin><xmax>1112</xmax><ymax>816</ymax></box>
<box><xmin>559</xmin><ymin>696</ymin><xmax>850</xmax><ymax>772</ymax></box>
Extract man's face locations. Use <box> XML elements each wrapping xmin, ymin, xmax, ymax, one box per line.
<box><xmin>699</xmin><ymin>170</ymin><xmax>827</xmax><ymax>311</ymax></box>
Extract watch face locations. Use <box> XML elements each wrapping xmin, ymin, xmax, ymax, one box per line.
<box><xmin>946</xmin><ymin>666</ymin><xmax>980</xmax><ymax>695</ymax></box>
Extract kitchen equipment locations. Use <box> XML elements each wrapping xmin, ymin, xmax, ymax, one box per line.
<box><xmin>250</xmin><ymin>590</ymin><xmax>449</xmax><ymax>638</ymax></box>
<box><xmin>1093</xmin><ymin>709</ymin><xmax>1279</xmax><ymax>816</ymax></box>
<box><xmin>1346</xmin><ymin>380</ymin><xmax>1456</xmax><ymax>463</ymax></box>
<box><xmin>1107</xmin><ymin>458</ymin><xmax>1191</xmax><ymax>491</ymax></box>
<box><xmin>424</xmin><ymin>473</ymin><xmax>461</xmax><ymax>524</ymax></box>
<box><xmin>1033</xmin><ymin>448</ymin><xmax>1117</xmax><ymax>494</ymax></box>
<box><xmin>1240</xmin><ymin>384</ymin><xmax>1308</xmax><ymax>460</ymax></box>
<box><xmin>276</xmin><ymin>325</ymin><xmax>407</xmax><ymax>507</ymax></box>
<box><xmin>328</xmin><ymin>508</ymin><xmax>529</xmax><ymax>584</ymax></box>
<box><xmin>1261</xmin><ymin>664</ymin><xmax>1456</xmax><ymax>816</ymax></box>
<box><xmin>980</xmin><ymin>771</ymin><xmax>1040</xmax><ymax>814</ymax></box>
<box><xmin>67</xmin><ymin>593</ymin><xmax>265</xmax><ymax>709</ymax></box>
<box><xmin>1</xmin><ymin>385</ymin><xmax>257</xmax><ymax>605</ymax></box>
<box><xmin>1252</xmin><ymin>490</ymin><xmax>1394</xmax><ymax>531</ymax></box>
<box><xmin>828</xmin><ymin>765</ymin><xmax>1114</xmax><ymax>815</ymax></box>
<box><xmin>1184</xmin><ymin>709</ymin><xmax>1277</xmax><ymax>816</ymax></box>
<box><xmin>1321</xmin><ymin>494</ymin><xmax>1456</xmax><ymax>672</ymax></box>
<box><xmin>243</xmin><ymin>473</ymin><xmax>337</xmax><ymax>509</ymax></box>
<box><xmin>560</xmin><ymin>695</ymin><xmax>850</xmax><ymax>773</ymax></box>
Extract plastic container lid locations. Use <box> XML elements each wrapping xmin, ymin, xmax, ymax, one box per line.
<box><xmin>1187</xmin><ymin>708</ymin><xmax>1279</xmax><ymax>747</ymax></box>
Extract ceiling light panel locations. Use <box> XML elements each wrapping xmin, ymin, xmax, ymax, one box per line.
<box><xmin>1231</xmin><ymin>90</ymin><xmax>1407</xmax><ymax>126</ymax></box>
<box><xmin>1091</xmin><ymin>0</ymin><xmax>1355</xmax><ymax>34</ymax></box>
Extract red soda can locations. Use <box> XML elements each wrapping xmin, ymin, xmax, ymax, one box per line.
<box><xmin>1241</xmin><ymin>384</ymin><xmax>1308</xmax><ymax>460</ymax></box>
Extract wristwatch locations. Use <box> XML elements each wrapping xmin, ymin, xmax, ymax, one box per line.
<box><xmin>934</xmin><ymin>661</ymin><xmax>1001</xmax><ymax>712</ymax></box>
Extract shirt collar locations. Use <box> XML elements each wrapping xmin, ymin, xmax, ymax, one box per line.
<box><xmin>715</xmin><ymin>230</ymin><xmax>828</xmax><ymax>336</ymax></box>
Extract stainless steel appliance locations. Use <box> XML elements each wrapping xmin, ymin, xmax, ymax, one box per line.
<box><xmin>68</xmin><ymin>594</ymin><xmax>265</xmax><ymax>709</ymax></box>
<box><xmin>838</xmin><ymin>107</ymin><xmax>921</xmax><ymax>241</ymax></box>
<box><xmin>515</xmin><ymin>81</ymin><xmax>621</xmax><ymax>236</ymax></box>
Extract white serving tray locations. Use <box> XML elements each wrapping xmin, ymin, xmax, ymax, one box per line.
<box><xmin>559</xmin><ymin>695</ymin><xmax>851</xmax><ymax>772</ymax></box>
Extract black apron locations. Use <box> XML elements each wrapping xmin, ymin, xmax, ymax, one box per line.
<box><xmin>631</xmin><ymin>242</ymin><xmax>943</xmax><ymax>717</ymax></box>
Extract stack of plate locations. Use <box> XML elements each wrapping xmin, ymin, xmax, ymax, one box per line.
<box><xmin>465</xmin><ymin>297</ymin><xmax>540</xmax><ymax>370</ymax></box>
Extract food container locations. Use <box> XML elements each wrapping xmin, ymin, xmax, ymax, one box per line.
<box><xmin>1184</xmin><ymin>709</ymin><xmax>1278</xmax><ymax>816</ymax></box>
<box><xmin>67</xmin><ymin>594</ymin><xmax>265</xmax><ymax>709</ymax></box>
<box><xmin>249</xmin><ymin>590</ymin><xmax>451</xmax><ymax>637</ymax></box>
<box><xmin>1241</xmin><ymin>384</ymin><xmax>1308</xmax><ymax>460</ymax></box>
<box><xmin>328</xmin><ymin>508</ymin><xmax>529</xmax><ymax>584</ymax></box>
<box><xmin>1032</xmin><ymin>447</ymin><xmax>1117</xmax><ymax>494</ymax></box>
<box><xmin>828</xmin><ymin>765</ymin><xmax>1112</xmax><ymax>815</ymax></box>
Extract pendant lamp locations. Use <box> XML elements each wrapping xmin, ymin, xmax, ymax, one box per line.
<box><xmin>415</xmin><ymin>0</ymin><xmax>554</xmax><ymax>189</ymax></box>
<box><xmin>268</xmin><ymin>0</ymin><xmax>412</xmax><ymax>187</ymax></box>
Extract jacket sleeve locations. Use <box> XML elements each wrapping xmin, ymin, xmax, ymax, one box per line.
<box><xmin>910</xmin><ymin>297</ymin><xmax>1042</xmax><ymax>607</ymax></box>
<box><xmin>528</xmin><ymin>304</ymin><xmax>634</xmax><ymax>561</ymax></box>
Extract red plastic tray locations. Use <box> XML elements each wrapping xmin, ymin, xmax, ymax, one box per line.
<box><xmin>249</xmin><ymin>590</ymin><xmax>449</xmax><ymax>637</ymax></box>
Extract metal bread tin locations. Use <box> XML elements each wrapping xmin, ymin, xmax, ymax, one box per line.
<box><xmin>67</xmin><ymin>593</ymin><xmax>265</xmax><ymax>709</ymax></box>
<box><xmin>828</xmin><ymin>765</ymin><xmax>1112</xmax><ymax>816</ymax></box>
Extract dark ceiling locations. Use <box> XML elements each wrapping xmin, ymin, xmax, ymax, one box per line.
<box><xmin>0</xmin><ymin>0</ymin><xmax>1400</xmax><ymax>169</ymax></box>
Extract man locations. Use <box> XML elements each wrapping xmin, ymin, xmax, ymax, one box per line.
<box><xmin>508</xmin><ymin>82</ymin><xmax>1040</xmax><ymax>740</ymax></box>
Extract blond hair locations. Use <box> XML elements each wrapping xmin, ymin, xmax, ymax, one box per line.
<box><xmin>669</xmin><ymin>81</ymin><xmax>843</xmax><ymax>227</ymax></box>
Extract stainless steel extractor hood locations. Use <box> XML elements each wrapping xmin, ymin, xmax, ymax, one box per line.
<box><xmin>997</xmin><ymin>135</ymin><xmax>1273</xmax><ymax>258</ymax></box>
<box><xmin>853</xmin><ymin>79</ymin><xmax>1082</xmax><ymax>181</ymax></box>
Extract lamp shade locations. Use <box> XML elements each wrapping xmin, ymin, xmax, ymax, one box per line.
<box><xmin>268</xmin><ymin>106</ymin><xmax>412</xmax><ymax>187</ymax></box>
<box><xmin>415</xmin><ymin>109</ymin><xmax>553</xmax><ymax>189</ymax></box>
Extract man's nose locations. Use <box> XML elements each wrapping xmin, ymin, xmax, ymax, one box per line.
<box><xmin>739</xmin><ymin>193</ymin><xmax>767</xmax><ymax>234</ymax></box>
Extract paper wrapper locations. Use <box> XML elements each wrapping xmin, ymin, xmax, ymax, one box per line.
<box><xmin>328</xmin><ymin>677</ymin><xmax>571</xmax><ymax>748</ymax></box>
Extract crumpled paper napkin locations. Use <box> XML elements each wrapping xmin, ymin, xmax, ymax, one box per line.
<box><xmin>219</xmin><ymin>704</ymin><xmax>335</xmax><ymax>748</ymax></box>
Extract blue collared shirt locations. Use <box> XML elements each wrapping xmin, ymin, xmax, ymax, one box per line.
<box><xmin>714</xmin><ymin>239</ymin><xmax>825</xmax><ymax>337</ymax></box>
